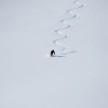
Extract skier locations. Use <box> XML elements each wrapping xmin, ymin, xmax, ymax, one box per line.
<box><xmin>50</xmin><ymin>50</ymin><xmax>55</xmax><ymax>57</ymax></box>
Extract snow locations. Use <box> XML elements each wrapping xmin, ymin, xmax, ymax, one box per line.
<box><xmin>0</xmin><ymin>0</ymin><xmax>108</xmax><ymax>108</ymax></box>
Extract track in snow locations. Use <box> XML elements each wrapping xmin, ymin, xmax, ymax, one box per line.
<box><xmin>48</xmin><ymin>0</ymin><xmax>85</xmax><ymax>57</ymax></box>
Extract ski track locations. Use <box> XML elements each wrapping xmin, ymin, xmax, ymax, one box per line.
<box><xmin>51</xmin><ymin>0</ymin><xmax>85</xmax><ymax>57</ymax></box>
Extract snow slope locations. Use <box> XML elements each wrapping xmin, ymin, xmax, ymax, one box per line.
<box><xmin>0</xmin><ymin>0</ymin><xmax>108</xmax><ymax>108</ymax></box>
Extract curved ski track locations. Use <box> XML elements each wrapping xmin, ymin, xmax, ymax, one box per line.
<box><xmin>52</xmin><ymin>0</ymin><xmax>85</xmax><ymax>57</ymax></box>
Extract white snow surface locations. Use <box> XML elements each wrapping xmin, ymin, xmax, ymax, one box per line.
<box><xmin>0</xmin><ymin>0</ymin><xmax>108</xmax><ymax>108</ymax></box>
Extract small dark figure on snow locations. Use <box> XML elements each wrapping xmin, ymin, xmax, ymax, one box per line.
<box><xmin>50</xmin><ymin>50</ymin><xmax>55</xmax><ymax>57</ymax></box>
